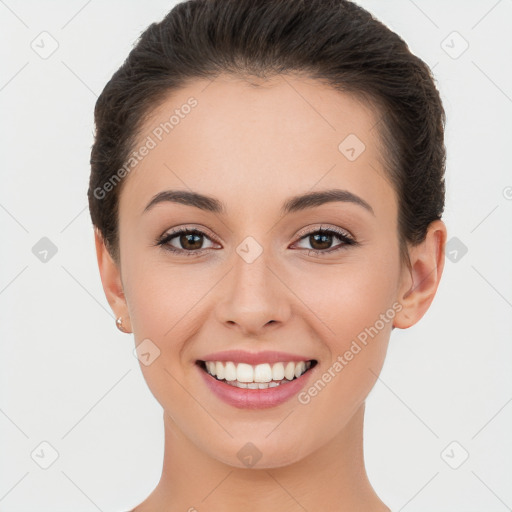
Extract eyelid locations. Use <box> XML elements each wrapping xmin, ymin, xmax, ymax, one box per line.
<box><xmin>156</xmin><ymin>225</ymin><xmax>221</xmax><ymax>256</ymax></box>
<box><xmin>293</xmin><ymin>223</ymin><xmax>354</xmax><ymax>241</ymax></box>
<box><xmin>157</xmin><ymin>223</ymin><xmax>357</xmax><ymax>255</ymax></box>
<box><xmin>161</xmin><ymin>224</ymin><xmax>220</xmax><ymax>243</ymax></box>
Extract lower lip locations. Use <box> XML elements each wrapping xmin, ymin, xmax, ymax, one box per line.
<box><xmin>197</xmin><ymin>363</ymin><xmax>315</xmax><ymax>409</ymax></box>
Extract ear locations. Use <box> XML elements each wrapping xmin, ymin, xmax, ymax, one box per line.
<box><xmin>393</xmin><ymin>219</ymin><xmax>447</xmax><ymax>329</ymax></box>
<box><xmin>94</xmin><ymin>228</ymin><xmax>132</xmax><ymax>333</ymax></box>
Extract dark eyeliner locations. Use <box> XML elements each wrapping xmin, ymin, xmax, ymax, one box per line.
<box><xmin>155</xmin><ymin>225</ymin><xmax>358</xmax><ymax>256</ymax></box>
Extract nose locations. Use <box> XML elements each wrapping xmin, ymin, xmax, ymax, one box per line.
<box><xmin>215</xmin><ymin>244</ymin><xmax>292</xmax><ymax>336</ymax></box>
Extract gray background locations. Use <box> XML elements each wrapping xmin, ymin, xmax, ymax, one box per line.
<box><xmin>1</xmin><ymin>0</ymin><xmax>511</xmax><ymax>510</ymax></box>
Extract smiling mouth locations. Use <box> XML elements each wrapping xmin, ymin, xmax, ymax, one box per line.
<box><xmin>196</xmin><ymin>359</ymin><xmax>318</xmax><ymax>389</ymax></box>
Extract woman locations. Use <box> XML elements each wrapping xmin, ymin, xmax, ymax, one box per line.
<box><xmin>88</xmin><ymin>0</ymin><xmax>447</xmax><ymax>510</ymax></box>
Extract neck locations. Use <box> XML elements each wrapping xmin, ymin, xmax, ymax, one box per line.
<box><xmin>133</xmin><ymin>403</ymin><xmax>389</xmax><ymax>512</ymax></box>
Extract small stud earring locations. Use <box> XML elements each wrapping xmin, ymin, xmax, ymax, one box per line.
<box><xmin>116</xmin><ymin>316</ymin><xmax>129</xmax><ymax>333</ymax></box>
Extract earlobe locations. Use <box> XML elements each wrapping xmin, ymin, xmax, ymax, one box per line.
<box><xmin>94</xmin><ymin>228</ymin><xmax>132</xmax><ymax>332</ymax></box>
<box><xmin>393</xmin><ymin>220</ymin><xmax>447</xmax><ymax>330</ymax></box>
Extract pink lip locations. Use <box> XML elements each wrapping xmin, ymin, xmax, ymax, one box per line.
<box><xmin>198</xmin><ymin>350</ymin><xmax>314</xmax><ymax>365</ymax></box>
<box><xmin>197</xmin><ymin>362</ymin><xmax>316</xmax><ymax>409</ymax></box>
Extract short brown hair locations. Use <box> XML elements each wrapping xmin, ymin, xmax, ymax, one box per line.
<box><xmin>88</xmin><ymin>0</ymin><xmax>446</xmax><ymax>266</ymax></box>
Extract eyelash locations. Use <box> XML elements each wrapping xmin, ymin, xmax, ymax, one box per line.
<box><xmin>156</xmin><ymin>225</ymin><xmax>358</xmax><ymax>258</ymax></box>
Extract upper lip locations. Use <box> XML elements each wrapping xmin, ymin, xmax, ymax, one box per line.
<box><xmin>198</xmin><ymin>350</ymin><xmax>315</xmax><ymax>366</ymax></box>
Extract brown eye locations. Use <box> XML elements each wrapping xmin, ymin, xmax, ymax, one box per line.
<box><xmin>293</xmin><ymin>227</ymin><xmax>357</xmax><ymax>255</ymax></box>
<box><xmin>158</xmin><ymin>228</ymin><xmax>218</xmax><ymax>255</ymax></box>
<box><xmin>308</xmin><ymin>232</ymin><xmax>335</xmax><ymax>251</ymax></box>
<box><xmin>177</xmin><ymin>231</ymin><xmax>204</xmax><ymax>250</ymax></box>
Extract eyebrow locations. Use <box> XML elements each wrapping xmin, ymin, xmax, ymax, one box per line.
<box><xmin>143</xmin><ymin>188</ymin><xmax>374</xmax><ymax>216</ymax></box>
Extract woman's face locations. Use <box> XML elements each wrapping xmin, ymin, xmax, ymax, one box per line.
<box><xmin>115</xmin><ymin>74</ymin><xmax>408</xmax><ymax>467</ymax></box>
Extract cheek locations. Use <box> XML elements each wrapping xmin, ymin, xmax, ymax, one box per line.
<box><xmin>122</xmin><ymin>243</ymin><xmax>206</xmax><ymax>341</ymax></box>
<box><xmin>291</xmin><ymin>252</ymin><xmax>399</xmax><ymax>346</ymax></box>
<box><xmin>121</xmin><ymin>257</ymin><xmax>202</xmax><ymax>418</ymax></box>
<box><xmin>291</xmin><ymin>252</ymin><xmax>398</xmax><ymax>412</ymax></box>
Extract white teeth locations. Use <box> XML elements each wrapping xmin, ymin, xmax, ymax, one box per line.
<box><xmin>272</xmin><ymin>362</ymin><xmax>285</xmax><ymax>380</ymax></box>
<box><xmin>294</xmin><ymin>361</ymin><xmax>306</xmax><ymax>378</ymax></box>
<box><xmin>215</xmin><ymin>361</ymin><xmax>225</xmax><ymax>380</ymax></box>
<box><xmin>225</xmin><ymin>380</ymin><xmax>281</xmax><ymax>389</ymax></box>
<box><xmin>284</xmin><ymin>362</ymin><xmax>296</xmax><ymax>380</ymax></box>
<box><xmin>254</xmin><ymin>363</ymin><xmax>272</xmax><ymax>383</ymax></box>
<box><xmin>203</xmin><ymin>359</ymin><xmax>313</xmax><ymax>385</ymax></box>
<box><xmin>236</xmin><ymin>363</ymin><xmax>254</xmax><ymax>383</ymax></box>
<box><xmin>224</xmin><ymin>361</ymin><xmax>237</xmax><ymax>381</ymax></box>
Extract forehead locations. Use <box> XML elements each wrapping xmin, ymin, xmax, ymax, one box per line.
<box><xmin>120</xmin><ymin>73</ymin><xmax>395</xmax><ymax>220</ymax></box>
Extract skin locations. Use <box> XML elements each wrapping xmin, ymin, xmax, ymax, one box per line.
<box><xmin>95</xmin><ymin>73</ymin><xmax>447</xmax><ymax>511</ymax></box>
